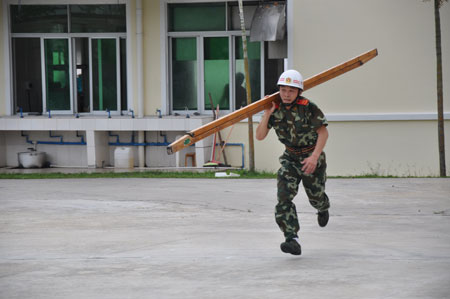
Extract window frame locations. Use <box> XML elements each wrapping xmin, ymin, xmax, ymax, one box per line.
<box><xmin>168</xmin><ymin>31</ymin><xmax>264</xmax><ymax>115</ymax></box>
<box><xmin>6</xmin><ymin>0</ymin><xmax>128</xmax><ymax>116</ymax></box>
<box><xmin>88</xmin><ymin>36</ymin><xmax>122</xmax><ymax>115</ymax></box>
<box><xmin>41</xmin><ymin>37</ymin><xmax>74</xmax><ymax>114</ymax></box>
<box><xmin>166</xmin><ymin>1</ymin><xmax>267</xmax><ymax>115</ymax></box>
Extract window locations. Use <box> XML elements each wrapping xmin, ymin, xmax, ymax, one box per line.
<box><xmin>92</xmin><ymin>39</ymin><xmax>118</xmax><ymax>111</ymax></box>
<box><xmin>11</xmin><ymin>5</ymin><xmax>68</xmax><ymax>33</ymax></box>
<box><xmin>12</xmin><ymin>38</ymin><xmax>43</xmax><ymax>113</ymax></box>
<box><xmin>74</xmin><ymin>38</ymin><xmax>90</xmax><ymax>113</ymax></box>
<box><xmin>168</xmin><ymin>3</ymin><xmax>226</xmax><ymax>32</ymax></box>
<box><xmin>10</xmin><ymin>4</ymin><xmax>127</xmax><ymax>115</ymax></box>
<box><xmin>168</xmin><ymin>1</ymin><xmax>284</xmax><ymax>114</ymax></box>
<box><xmin>172</xmin><ymin>38</ymin><xmax>198</xmax><ymax>110</ymax></box>
<box><xmin>120</xmin><ymin>38</ymin><xmax>128</xmax><ymax>112</ymax></box>
<box><xmin>204</xmin><ymin>37</ymin><xmax>229</xmax><ymax>110</ymax></box>
<box><xmin>70</xmin><ymin>5</ymin><xmax>126</xmax><ymax>33</ymax></box>
<box><xmin>235</xmin><ymin>36</ymin><xmax>261</xmax><ymax>106</ymax></box>
<box><xmin>44</xmin><ymin>39</ymin><xmax>71</xmax><ymax>111</ymax></box>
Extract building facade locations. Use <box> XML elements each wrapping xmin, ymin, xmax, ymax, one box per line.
<box><xmin>0</xmin><ymin>0</ymin><xmax>449</xmax><ymax>176</ymax></box>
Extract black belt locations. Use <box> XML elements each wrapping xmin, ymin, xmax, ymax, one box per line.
<box><xmin>285</xmin><ymin>145</ymin><xmax>315</xmax><ymax>155</ymax></box>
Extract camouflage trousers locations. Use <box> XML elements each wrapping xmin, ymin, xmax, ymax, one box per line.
<box><xmin>275</xmin><ymin>151</ymin><xmax>330</xmax><ymax>240</ymax></box>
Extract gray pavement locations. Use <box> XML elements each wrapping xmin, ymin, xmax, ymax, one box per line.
<box><xmin>0</xmin><ymin>178</ymin><xmax>449</xmax><ymax>299</ymax></box>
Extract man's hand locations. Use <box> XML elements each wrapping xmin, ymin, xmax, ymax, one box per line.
<box><xmin>263</xmin><ymin>96</ymin><xmax>276</xmax><ymax>115</ymax></box>
<box><xmin>301</xmin><ymin>126</ymin><xmax>328</xmax><ymax>174</ymax></box>
<box><xmin>256</xmin><ymin>100</ymin><xmax>276</xmax><ymax>141</ymax></box>
<box><xmin>301</xmin><ymin>154</ymin><xmax>319</xmax><ymax>174</ymax></box>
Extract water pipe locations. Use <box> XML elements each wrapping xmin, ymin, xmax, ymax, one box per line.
<box><xmin>129</xmin><ymin>109</ymin><xmax>135</xmax><ymax>118</ymax></box>
<box><xmin>159</xmin><ymin>131</ymin><xmax>168</xmax><ymax>144</ymax></box>
<box><xmin>107</xmin><ymin>109</ymin><xmax>111</xmax><ymax>118</ymax></box>
<box><xmin>76</xmin><ymin>131</ymin><xmax>85</xmax><ymax>144</ymax></box>
<box><xmin>48</xmin><ymin>110</ymin><xmax>51</xmax><ymax>118</ymax></box>
<box><xmin>108</xmin><ymin>131</ymin><xmax>170</xmax><ymax>147</ymax></box>
<box><xmin>21</xmin><ymin>131</ymin><xmax>86</xmax><ymax>145</ymax></box>
<box><xmin>49</xmin><ymin>131</ymin><xmax>64</xmax><ymax>143</ymax></box>
<box><xmin>156</xmin><ymin>109</ymin><xmax>162</xmax><ymax>118</ymax></box>
<box><xmin>19</xmin><ymin>107</ymin><xmax>23</xmax><ymax>118</ymax></box>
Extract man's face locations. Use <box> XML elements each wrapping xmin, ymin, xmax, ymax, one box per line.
<box><xmin>279</xmin><ymin>85</ymin><xmax>300</xmax><ymax>104</ymax></box>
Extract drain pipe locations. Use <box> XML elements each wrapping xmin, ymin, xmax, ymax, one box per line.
<box><xmin>108</xmin><ymin>131</ymin><xmax>170</xmax><ymax>146</ymax></box>
<box><xmin>21</xmin><ymin>131</ymin><xmax>86</xmax><ymax>146</ymax></box>
<box><xmin>136</xmin><ymin>0</ymin><xmax>145</xmax><ymax>167</ymax></box>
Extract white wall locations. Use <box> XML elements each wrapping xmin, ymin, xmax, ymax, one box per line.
<box><xmin>1</xmin><ymin>131</ymin><xmax>87</xmax><ymax>168</ymax></box>
<box><xmin>145</xmin><ymin>131</ymin><xmax>178</xmax><ymax>167</ymax></box>
<box><xmin>326</xmin><ymin>120</ymin><xmax>450</xmax><ymax>176</ymax></box>
<box><xmin>292</xmin><ymin>0</ymin><xmax>450</xmax><ymax>116</ymax></box>
<box><xmin>0</xmin><ymin>132</ymin><xmax>5</xmax><ymax>166</ymax></box>
<box><xmin>221</xmin><ymin>118</ymin><xmax>450</xmax><ymax>176</ymax></box>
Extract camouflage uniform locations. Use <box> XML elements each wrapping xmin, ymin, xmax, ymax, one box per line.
<box><xmin>268</xmin><ymin>97</ymin><xmax>330</xmax><ymax>241</ymax></box>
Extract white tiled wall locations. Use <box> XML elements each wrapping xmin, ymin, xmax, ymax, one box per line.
<box><xmin>146</xmin><ymin>131</ymin><xmax>177</xmax><ymax>167</ymax></box>
<box><xmin>4</xmin><ymin>131</ymin><xmax>33</xmax><ymax>167</ymax></box>
<box><xmin>2</xmin><ymin>131</ymin><xmax>88</xmax><ymax>167</ymax></box>
<box><xmin>94</xmin><ymin>131</ymin><xmax>110</xmax><ymax>168</ymax></box>
<box><xmin>0</xmin><ymin>129</ymin><xmax>210</xmax><ymax>168</ymax></box>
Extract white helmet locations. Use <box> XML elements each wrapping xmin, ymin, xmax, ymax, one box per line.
<box><xmin>277</xmin><ymin>70</ymin><xmax>304</xmax><ymax>90</ymax></box>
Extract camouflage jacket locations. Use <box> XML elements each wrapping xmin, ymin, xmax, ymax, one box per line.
<box><xmin>267</xmin><ymin>97</ymin><xmax>328</xmax><ymax>148</ymax></box>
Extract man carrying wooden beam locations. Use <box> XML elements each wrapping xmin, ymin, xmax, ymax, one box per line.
<box><xmin>256</xmin><ymin>70</ymin><xmax>330</xmax><ymax>256</ymax></box>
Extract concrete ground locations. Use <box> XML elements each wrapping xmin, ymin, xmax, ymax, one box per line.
<box><xmin>0</xmin><ymin>177</ymin><xmax>449</xmax><ymax>299</ymax></box>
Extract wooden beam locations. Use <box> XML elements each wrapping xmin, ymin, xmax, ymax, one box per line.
<box><xmin>303</xmin><ymin>49</ymin><xmax>378</xmax><ymax>90</ymax></box>
<box><xmin>167</xmin><ymin>48</ymin><xmax>378</xmax><ymax>155</ymax></box>
<box><xmin>166</xmin><ymin>93</ymin><xmax>280</xmax><ymax>155</ymax></box>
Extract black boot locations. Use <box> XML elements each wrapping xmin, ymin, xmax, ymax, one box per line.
<box><xmin>317</xmin><ymin>210</ymin><xmax>329</xmax><ymax>227</ymax></box>
<box><xmin>280</xmin><ymin>239</ymin><xmax>302</xmax><ymax>255</ymax></box>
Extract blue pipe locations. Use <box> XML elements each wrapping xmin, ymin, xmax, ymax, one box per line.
<box><xmin>108</xmin><ymin>131</ymin><xmax>170</xmax><ymax>147</ymax></box>
<box><xmin>108</xmin><ymin>132</ymin><xmax>243</xmax><ymax>166</ymax></box>
<box><xmin>49</xmin><ymin>131</ymin><xmax>63</xmax><ymax>142</ymax></box>
<box><xmin>159</xmin><ymin>132</ymin><xmax>168</xmax><ymax>144</ymax></box>
<box><xmin>48</xmin><ymin>110</ymin><xmax>51</xmax><ymax>118</ymax></box>
<box><xmin>76</xmin><ymin>131</ymin><xmax>85</xmax><ymax>144</ymax></box>
<box><xmin>21</xmin><ymin>131</ymin><xmax>86</xmax><ymax>145</ymax></box>
<box><xmin>108</xmin><ymin>131</ymin><xmax>122</xmax><ymax>143</ymax></box>
<box><xmin>19</xmin><ymin>107</ymin><xmax>23</xmax><ymax>118</ymax></box>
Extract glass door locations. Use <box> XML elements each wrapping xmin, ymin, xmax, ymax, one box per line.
<box><xmin>171</xmin><ymin>37</ymin><xmax>198</xmax><ymax>111</ymax></box>
<box><xmin>12</xmin><ymin>38</ymin><xmax>43</xmax><ymax>114</ymax></box>
<box><xmin>73</xmin><ymin>37</ymin><xmax>90</xmax><ymax>113</ymax></box>
<box><xmin>234</xmin><ymin>36</ymin><xmax>261</xmax><ymax>109</ymax></box>
<box><xmin>43</xmin><ymin>38</ymin><xmax>72</xmax><ymax>112</ymax></box>
<box><xmin>204</xmin><ymin>36</ymin><xmax>229</xmax><ymax>112</ymax></box>
<box><xmin>91</xmin><ymin>38</ymin><xmax>118</xmax><ymax>112</ymax></box>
